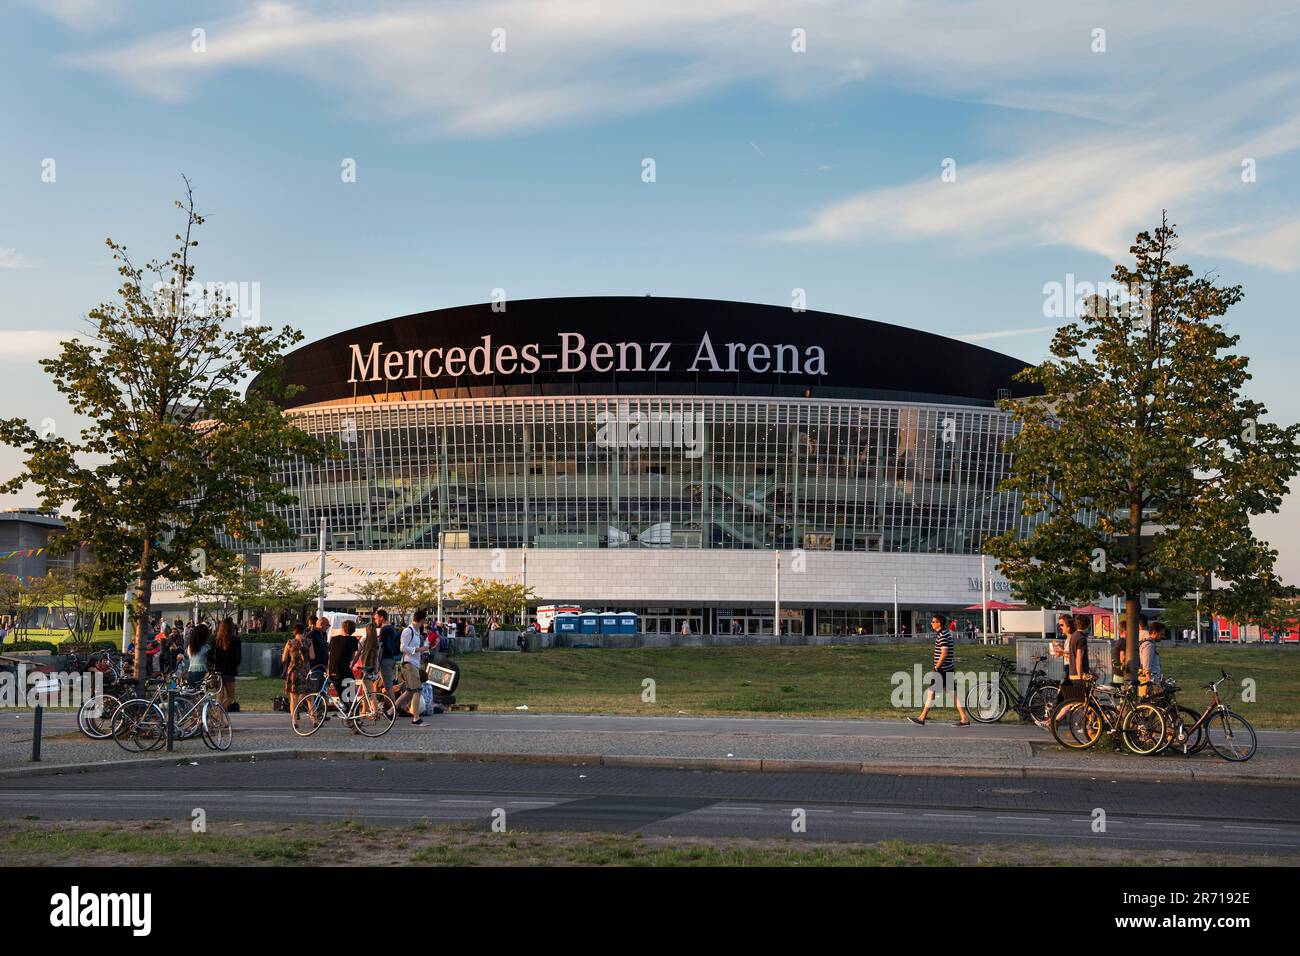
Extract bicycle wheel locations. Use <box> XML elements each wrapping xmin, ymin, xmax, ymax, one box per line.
<box><xmin>964</xmin><ymin>680</ymin><xmax>1006</xmax><ymax>723</ymax></box>
<box><xmin>1165</xmin><ymin>706</ymin><xmax>1206</xmax><ymax>756</ymax></box>
<box><xmin>1027</xmin><ymin>684</ymin><xmax>1059</xmax><ymax>727</ymax></box>
<box><xmin>292</xmin><ymin>694</ymin><xmax>327</xmax><ymax>737</ymax></box>
<box><xmin>1207</xmin><ymin>710</ymin><xmax>1257</xmax><ymax>762</ymax></box>
<box><xmin>78</xmin><ymin>694</ymin><xmax>121</xmax><ymax>739</ymax></box>
<box><xmin>1051</xmin><ymin>701</ymin><xmax>1101</xmax><ymax>749</ymax></box>
<box><xmin>1121</xmin><ymin>703</ymin><xmax>1167</xmax><ymax>755</ymax></box>
<box><xmin>111</xmin><ymin>699</ymin><xmax>166</xmax><ymax>752</ymax></box>
<box><xmin>201</xmin><ymin>699</ymin><xmax>233</xmax><ymax>751</ymax></box>
<box><xmin>350</xmin><ymin>692</ymin><xmax>397</xmax><ymax>738</ymax></box>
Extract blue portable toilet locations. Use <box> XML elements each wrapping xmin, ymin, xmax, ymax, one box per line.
<box><xmin>617</xmin><ymin>612</ymin><xmax>638</xmax><ymax>635</ymax></box>
<box><xmin>555</xmin><ymin>614</ymin><xmax>580</xmax><ymax>635</ymax></box>
<box><xmin>598</xmin><ymin>612</ymin><xmax>620</xmax><ymax>634</ymax></box>
<box><xmin>579</xmin><ymin>612</ymin><xmax>600</xmax><ymax>635</ymax></box>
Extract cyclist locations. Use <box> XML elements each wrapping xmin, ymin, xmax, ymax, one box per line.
<box><xmin>327</xmin><ymin>619</ymin><xmax>360</xmax><ymax>708</ymax></box>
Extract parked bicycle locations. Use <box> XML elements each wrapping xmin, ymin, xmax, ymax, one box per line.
<box><xmin>1155</xmin><ymin>670</ymin><xmax>1257</xmax><ymax>762</ymax></box>
<box><xmin>109</xmin><ymin>672</ymin><xmax>231</xmax><ymax>752</ymax></box>
<box><xmin>1049</xmin><ymin>675</ymin><xmax>1168</xmax><ymax>754</ymax></box>
<box><xmin>291</xmin><ymin>670</ymin><xmax>396</xmax><ymax>738</ymax></box>
<box><xmin>76</xmin><ymin>652</ymin><xmax>134</xmax><ymax>739</ymax></box>
<box><xmin>965</xmin><ymin>653</ymin><xmax>1060</xmax><ymax>726</ymax></box>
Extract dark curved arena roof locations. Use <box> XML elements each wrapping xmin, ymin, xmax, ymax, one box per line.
<box><xmin>260</xmin><ymin>296</ymin><xmax>1039</xmax><ymax>409</ymax></box>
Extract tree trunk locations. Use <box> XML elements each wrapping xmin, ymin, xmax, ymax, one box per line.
<box><xmin>133</xmin><ymin>540</ymin><xmax>154</xmax><ymax>694</ymax></box>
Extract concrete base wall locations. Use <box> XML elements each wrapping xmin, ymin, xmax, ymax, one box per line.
<box><xmin>241</xmin><ymin>548</ymin><xmax>1008</xmax><ymax>609</ymax></box>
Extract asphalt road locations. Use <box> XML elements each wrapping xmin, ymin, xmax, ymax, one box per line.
<box><xmin>3</xmin><ymin>758</ymin><xmax>1298</xmax><ymax>855</ymax></box>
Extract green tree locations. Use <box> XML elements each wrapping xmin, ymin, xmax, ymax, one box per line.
<box><xmin>45</xmin><ymin>566</ymin><xmax>113</xmax><ymax>645</ymax></box>
<box><xmin>255</xmin><ymin>571</ymin><xmax>321</xmax><ymax>632</ymax></box>
<box><xmin>382</xmin><ymin>569</ymin><xmax>441</xmax><ymax>622</ymax></box>
<box><xmin>988</xmin><ymin>217</ymin><xmax>1300</xmax><ymax>683</ymax></box>
<box><xmin>348</xmin><ymin>576</ymin><xmax>394</xmax><ymax>616</ymax></box>
<box><xmin>1159</xmin><ymin>597</ymin><xmax>1197</xmax><ymax>637</ymax></box>
<box><xmin>0</xmin><ymin>573</ymin><xmax>62</xmax><ymax>642</ymax></box>
<box><xmin>0</xmin><ymin>181</ymin><xmax>333</xmax><ymax>687</ymax></box>
<box><xmin>454</xmin><ymin>577</ymin><xmax>537</xmax><ymax>633</ymax></box>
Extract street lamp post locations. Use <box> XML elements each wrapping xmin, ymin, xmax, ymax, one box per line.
<box><xmin>893</xmin><ymin>576</ymin><xmax>899</xmax><ymax>640</ymax></box>
<box><xmin>317</xmin><ymin>516</ymin><xmax>326</xmax><ymax>618</ymax></box>
<box><xmin>774</xmin><ymin>550</ymin><xmax>781</xmax><ymax>637</ymax></box>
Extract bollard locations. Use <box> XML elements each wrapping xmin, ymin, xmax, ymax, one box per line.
<box><xmin>31</xmin><ymin>704</ymin><xmax>42</xmax><ymax>762</ymax></box>
<box><xmin>166</xmin><ymin>689</ymin><xmax>175</xmax><ymax>752</ymax></box>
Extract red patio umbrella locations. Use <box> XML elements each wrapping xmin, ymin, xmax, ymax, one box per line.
<box><xmin>964</xmin><ymin>600</ymin><xmax>1023</xmax><ymax>611</ymax></box>
<box><xmin>1069</xmin><ymin>604</ymin><xmax>1113</xmax><ymax>616</ymax></box>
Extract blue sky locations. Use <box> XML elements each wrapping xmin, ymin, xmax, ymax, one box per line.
<box><xmin>2</xmin><ymin>1</ymin><xmax>1299</xmax><ymax>578</ymax></box>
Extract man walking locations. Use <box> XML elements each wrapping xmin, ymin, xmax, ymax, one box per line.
<box><xmin>907</xmin><ymin>613</ymin><xmax>970</xmax><ymax>726</ymax></box>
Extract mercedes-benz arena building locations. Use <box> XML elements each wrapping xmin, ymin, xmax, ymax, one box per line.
<box><xmin>240</xmin><ymin>297</ymin><xmax>1037</xmax><ymax>636</ymax></box>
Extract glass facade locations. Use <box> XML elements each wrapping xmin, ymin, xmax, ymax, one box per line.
<box><xmin>245</xmin><ymin>396</ymin><xmax>1032</xmax><ymax>556</ymax></box>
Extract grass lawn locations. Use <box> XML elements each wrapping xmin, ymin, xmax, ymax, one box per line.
<box><xmin>2</xmin><ymin>818</ymin><xmax>1293</xmax><ymax>866</ymax></box>
<box><xmin>232</xmin><ymin>642</ymin><xmax>1300</xmax><ymax>728</ymax></box>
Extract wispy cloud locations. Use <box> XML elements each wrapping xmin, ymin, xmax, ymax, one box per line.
<box><xmin>59</xmin><ymin>1</ymin><xmax>1300</xmax><ymax>268</ymax></box>
<box><xmin>0</xmin><ymin>330</ymin><xmax>73</xmax><ymax>361</ymax></box>
<box><xmin>0</xmin><ymin>248</ymin><xmax>37</xmax><ymax>270</ymax></box>
<box><xmin>70</xmin><ymin>2</ymin><xmax>1297</xmax><ymax>135</ymax></box>
<box><xmin>778</xmin><ymin>105</ymin><xmax>1300</xmax><ymax>270</ymax></box>
<box><xmin>954</xmin><ymin>325</ymin><xmax>1060</xmax><ymax>343</ymax></box>
<box><xmin>23</xmin><ymin>0</ymin><xmax>118</xmax><ymax>29</ymax></box>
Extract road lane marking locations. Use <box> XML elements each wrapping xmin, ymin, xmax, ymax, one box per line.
<box><xmin>1224</xmin><ymin>824</ymin><xmax>1281</xmax><ymax>832</ymax></box>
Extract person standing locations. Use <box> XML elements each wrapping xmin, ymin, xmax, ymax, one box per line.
<box><xmin>307</xmin><ymin>614</ymin><xmax>329</xmax><ymax>688</ymax></box>
<box><xmin>184</xmin><ymin>622</ymin><xmax>212</xmax><ymax>688</ymax></box>
<box><xmin>1110</xmin><ymin>618</ymin><xmax>1129</xmax><ymax>680</ymax></box>
<box><xmin>281</xmin><ymin>624</ymin><xmax>314</xmax><ymax>717</ymax></box>
<box><xmin>907</xmin><ymin>614</ymin><xmax>970</xmax><ymax>726</ymax></box>
<box><xmin>357</xmin><ymin>621</ymin><xmax>381</xmax><ymax>703</ymax></box>
<box><xmin>1065</xmin><ymin>614</ymin><xmax>1092</xmax><ymax>681</ymax></box>
<box><xmin>211</xmin><ymin>617</ymin><xmax>242</xmax><ymax>711</ymax></box>
<box><xmin>394</xmin><ymin>610</ymin><xmax>427</xmax><ymax>725</ymax></box>
<box><xmin>375</xmin><ymin>609</ymin><xmax>399</xmax><ymax>697</ymax></box>
<box><xmin>1140</xmin><ymin>620</ymin><xmax>1164</xmax><ymax>680</ymax></box>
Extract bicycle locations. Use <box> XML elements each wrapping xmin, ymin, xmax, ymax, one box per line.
<box><xmin>110</xmin><ymin>672</ymin><xmax>231</xmax><ymax>752</ymax></box>
<box><xmin>1049</xmin><ymin>676</ymin><xmax>1168</xmax><ymax>755</ymax></box>
<box><xmin>291</xmin><ymin>670</ymin><xmax>396</xmax><ymax>738</ymax></box>
<box><xmin>1159</xmin><ymin>670</ymin><xmax>1257</xmax><ymax>762</ymax></box>
<box><xmin>76</xmin><ymin>652</ymin><xmax>133</xmax><ymax>739</ymax></box>
<box><xmin>964</xmin><ymin>653</ymin><xmax>1060</xmax><ymax>726</ymax></box>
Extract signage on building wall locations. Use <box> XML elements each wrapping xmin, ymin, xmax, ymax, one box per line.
<box><xmin>969</xmin><ymin>578</ymin><xmax>1013</xmax><ymax>592</ymax></box>
<box><xmin>347</xmin><ymin>332</ymin><xmax>828</xmax><ymax>384</ymax></box>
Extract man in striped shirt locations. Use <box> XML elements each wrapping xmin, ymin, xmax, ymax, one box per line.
<box><xmin>906</xmin><ymin>614</ymin><xmax>971</xmax><ymax>726</ymax></box>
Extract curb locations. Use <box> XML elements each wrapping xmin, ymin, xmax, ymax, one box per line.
<box><xmin>2</xmin><ymin>748</ymin><xmax>1296</xmax><ymax>786</ymax></box>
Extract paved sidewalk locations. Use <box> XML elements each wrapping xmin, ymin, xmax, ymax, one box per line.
<box><xmin>3</xmin><ymin>711</ymin><xmax>1297</xmax><ymax>783</ymax></box>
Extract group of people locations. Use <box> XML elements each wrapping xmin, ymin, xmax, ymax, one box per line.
<box><xmin>904</xmin><ymin>610</ymin><xmax>1172</xmax><ymax>725</ymax></box>
<box><xmin>129</xmin><ymin>616</ymin><xmax>243</xmax><ymax>710</ymax></box>
<box><xmin>281</xmin><ymin>608</ymin><xmax>458</xmax><ymax>728</ymax></box>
